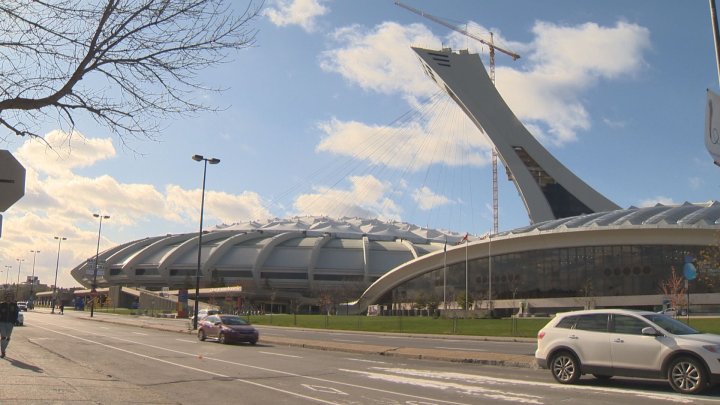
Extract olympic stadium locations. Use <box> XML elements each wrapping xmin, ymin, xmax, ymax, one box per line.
<box><xmin>70</xmin><ymin>46</ymin><xmax>720</xmax><ymax>314</ymax></box>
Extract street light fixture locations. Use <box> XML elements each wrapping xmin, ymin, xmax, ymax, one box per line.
<box><xmin>91</xmin><ymin>213</ymin><xmax>110</xmax><ymax>318</ymax></box>
<box><xmin>191</xmin><ymin>154</ymin><xmax>220</xmax><ymax>330</ymax></box>
<box><xmin>52</xmin><ymin>236</ymin><xmax>67</xmax><ymax>314</ymax></box>
<box><xmin>29</xmin><ymin>249</ymin><xmax>40</xmax><ymax>302</ymax></box>
<box><xmin>15</xmin><ymin>258</ymin><xmax>24</xmax><ymax>299</ymax></box>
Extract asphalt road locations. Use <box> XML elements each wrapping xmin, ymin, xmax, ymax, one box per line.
<box><xmin>5</xmin><ymin>310</ymin><xmax>720</xmax><ymax>404</ymax></box>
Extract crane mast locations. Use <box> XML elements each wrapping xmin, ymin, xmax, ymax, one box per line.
<box><xmin>395</xmin><ymin>1</ymin><xmax>520</xmax><ymax>234</ymax></box>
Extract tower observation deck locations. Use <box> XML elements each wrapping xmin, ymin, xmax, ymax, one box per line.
<box><xmin>412</xmin><ymin>47</ymin><xmax>619</xmax><ymax>223</ymax></box>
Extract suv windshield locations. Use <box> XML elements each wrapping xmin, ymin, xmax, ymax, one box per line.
<box><xmin>642</xmin><ymin>314</ymin><xmax>699</xmax><ymax>335</ymax></box>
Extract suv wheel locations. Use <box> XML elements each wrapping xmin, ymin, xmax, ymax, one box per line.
<box><xmin>550</xmin><ymin>351</ymin><xmax>581</xmax><ymax>384</ymax></box>
<box><xmin>218</xmin><ymin>333</ymin><xmax>227</xmax><ymax>344</ymax></box>
<box><xmin>668</xmin><ymin>356</ymin><xmax>707</xmax><ymax>395</ymax></box>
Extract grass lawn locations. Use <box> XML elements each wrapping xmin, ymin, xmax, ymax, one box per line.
<box><xmin>246</xmin><ymin>314</ymin><xmax>551</xmax><ymax>338</ymax></box>
<box><xmin>245</xmin><ymin>314</ymin><xmax>720</xmax><ymax>338</ymax></box>
<box><xmin>71</xmin><ymin>305</ymin><xmax>720</xmax><ymax>338</ymax></box>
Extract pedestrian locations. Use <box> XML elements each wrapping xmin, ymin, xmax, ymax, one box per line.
<box><xmin>0</xmin><ymin>301</ymin><xmax>19</xmax><ymax>358</ymax></box>
<box><xmin>59</xmin><ymin>302</ymin><xmax>64</xmax><ymax>315</ymax></box>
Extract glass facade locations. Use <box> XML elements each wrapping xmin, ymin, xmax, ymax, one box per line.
<box><xmin>386</xmin><ymin>244</ymin><xmax>710</xmax><ymax>306</ymax></box>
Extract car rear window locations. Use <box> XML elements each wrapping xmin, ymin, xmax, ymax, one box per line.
<box><xmin>574</xmin><ymin>314</ymin><xmax>608</xmax><ymax>332</ymax></box>
<box><xmin>555</xmin><ymin>315</ymin><xmax>578</xmax><ymax>329</ymax></box>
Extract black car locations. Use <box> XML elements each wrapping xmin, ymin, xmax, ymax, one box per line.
<box><xmin>197</xmin><ymin>314</ymin><xmax>259</xmax><ymax>345</ymax></box>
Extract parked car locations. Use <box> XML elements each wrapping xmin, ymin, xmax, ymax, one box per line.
<box><xmin>189</xmin><ymin>308</ymin><xmax>220</xmax><ymax>323</ymax></box>
<box><xmin>535</xmin><ymin>308</ymin><xmax>720</xmax><ymax>395</ymax></box>
<box><xmin>16</xmin><ymin>302</ymin><xmax>27</xmax><ymax>312</ymax></box>
<box><xmin>197</xmin><ymin>314</ymin><xmax>258</xmax><ymax>345</ymax></box>
<box><xmin>658</xmin><ymin>307</ymin><xmax>686</xmax><ymax>317</ymax></box>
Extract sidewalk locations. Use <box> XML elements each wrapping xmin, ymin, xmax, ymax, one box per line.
<box><xmin>0</xmin><ymin>309</ymin><xmax>178</xmax><ymax>404</ymax></box>
<box><xmin>66</xmin><ymin>308</ymin><xmax>537</xmax><ymax>368</ymax></box>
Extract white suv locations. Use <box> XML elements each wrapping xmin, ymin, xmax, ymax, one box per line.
<box><xmin>535</xmin><ymin>308</ymin><xmax>720</xmax><ymax>394</ymax></box>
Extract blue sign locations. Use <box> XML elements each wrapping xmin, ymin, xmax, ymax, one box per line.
<box><xmin>684</xmin><ymin>255</ymin><xmax>697</xmax><ymax>281</ymax></box>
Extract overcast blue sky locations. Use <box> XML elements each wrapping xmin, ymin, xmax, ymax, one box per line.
<box><xmin>1</xmin><ymin>0</ymin><xmax>719</xmax><ymax>288</ymax></box>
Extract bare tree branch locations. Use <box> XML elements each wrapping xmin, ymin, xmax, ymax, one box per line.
<box><xmin>0</xmin><ymin>0</ymin><xmax>263</xmax><ymax>143</ymax></box>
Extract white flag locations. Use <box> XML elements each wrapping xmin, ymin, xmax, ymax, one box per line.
<box><xmin>705</xmin><ymin>89</ymin><xmax>720</xmax><ymax>166</ymax></box>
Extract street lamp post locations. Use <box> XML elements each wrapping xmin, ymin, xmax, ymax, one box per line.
<box><xmin>3</xmin><ymin>265</ymin><xmax>10</xmax><ymax>286</ymax></box>
<box><xmin>91</xmin><ymin>213</ymin><xmax>110</xmax><ymax>318</ymax></box>
<box><xmin>15</xmin><ymin>258</ymin><xmax>24</xmax><ymax>299</ymax></box>
<box><xmin>52</xmin><ymin>236</ymin><xmax>67</xmax><ymax>314</ymax></box>
<box><xmin>29</xmin><ymin>249</ymin><xmax>40</xmax><ymax>302</ymax></box>
<box><xmin>191</xmin><ymin>154</ymin><xmax>220</xmax><ymax>330</ymax></box>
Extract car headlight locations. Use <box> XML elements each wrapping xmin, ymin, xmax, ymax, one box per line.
<box><xmin>703</xmin><ymin>345</ymin><xmax>720</xmax><ymax>353</ymax></box>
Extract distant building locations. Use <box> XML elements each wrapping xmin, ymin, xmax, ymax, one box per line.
<box><xmin>69</xmin><ymin>217</ymin><xmax>470</xmax><ymax>310</ymax></box>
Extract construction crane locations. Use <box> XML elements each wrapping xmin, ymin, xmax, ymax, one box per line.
<box><xmin>395</xmin><ymin>1</ymin><xmax>520</xmax><ymax>234</ymax></box>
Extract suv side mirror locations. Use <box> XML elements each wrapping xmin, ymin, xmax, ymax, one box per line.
<box><xmin>641</xmin><ymin>326</ymin><xmax>660</xmax><ymax>336</ymax></box>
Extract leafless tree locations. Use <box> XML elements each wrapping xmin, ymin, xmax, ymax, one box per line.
<box><xmin>659</xmin><ymin>266</ymin><xmax>686</xmax><ymax>310</ymax></box>
<box><xmin>0</xmin><ymin>0</ymin><xmax>263</xmax><ymax>144</ymax></box>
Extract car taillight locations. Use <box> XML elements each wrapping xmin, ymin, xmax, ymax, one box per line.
<box><xmin>537</xmin><ymin>331</ymin><xmax>545</xmax><ymax>340</ymax></box>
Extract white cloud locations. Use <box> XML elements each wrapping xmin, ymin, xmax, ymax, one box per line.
<box><xmin>316</xmin><ymin>113</ymin><xmax>490</xmax><ymax>170</ymax></box>
<box><xmin>320</xmin><ymin>22</ymin><xmax>439</xmax><ymax>96</ymax></box>
<box><xmin>637</xmin><ymin>196</ymin><xmax>677</xmax><ymax>207</ymax></box>
<box><xmin>412</xmin><ymin>186</ymin><xmax>452</xmax><ymax>210</ymax></box>
<box><xmin>529</xmin><ymin>21</ymin><xmax>650</xmax><ymax>80</ymax></box>
<box><xmin>496</xmin><ymin>21</ymin><xmax>650</xmax><ymax>145</ymax></box>
<box><xmin>265</xmin><ymin>0</ymin><xmax>329</xmax><ymax>32</ymax></box>
<box><xmin>292</xmin><ymin>175</ymin><xmax>402</xmax><ymax>220</ymax></box>
<box><xmin>16</xmin><ymin>130</ymin><xmax>116</xmax><ymax>177</ymax></box>
<box><xmin>602</xmin><ymin>117</ymin><xmax>627</xmax><ymax>129</ymax></box>
<box><xmin>165</xmin><ymin>186</ymin><xmax>272</xmax><ymax>225</ymax></box>
<box><xmin>318</xmin><ymin>18</ymin><xmax>651</xmax><ymax>154</ymax></box>
<box><xmin>0</xmin><ymin>131</ymin><xmax>274</xmax><ymax>288</ymax></box>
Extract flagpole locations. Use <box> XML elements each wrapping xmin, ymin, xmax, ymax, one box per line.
<box><xmin>443</xmin><ymin>238</ymin><xmax>447</xmax><ymax>313</ymax></box>
<box><xmin>488</xmin><ymin>232</ymin><xmax>493</xmax><ymax>315</ymax></box>
<box><xmin>465</xmin><ymin>237</ymin><xmax>469</xmax><ymax>317</ymax></box>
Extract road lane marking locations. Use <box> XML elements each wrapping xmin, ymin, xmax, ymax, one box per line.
<box><xmin>344</xmin><ymin>358</ymin><xmax>388</xmax><ymax>364</ymax></box>
<box><xmin>176</xmin><ymin>339</ymin><xmax>197</xmax><ymax>343</ymax></box>
<box><xmin>302</xmin><ymin>385</ymin><xmax>348</xmax><ymax>395</ymax></box>
<box><xmin>434</xmin><ymin>346</ymin><xmax>487</xmax><ymax>352</ymax></box>
<box><xmin>132</xmin><ymin>332</ymin><xmax>148</xmax><ymax>336</ymax></box>
<box><xmin>31</xmin><ymin>320</ymin><xmax>472</xmax><ymax>405</ymax></box>
<box><xmin>259</xmin><ymin>351</ymin><xmax>302</xmax><ymax>358</ymax></box>
<box><xmin>332</xmin><ymin>339</ymin><xmax>363</xmax><ymax>343</ymax></box>
<box><xmin>32</xmin><ymin>324</ymin><xmax>341</xmax><ymax>405</ymax></box>
<box><xmin>359</xmin><ymin>367</ymin><xmax>703</xmax><ymax>404</ymax></box>
<box><xmin>341</xmin><ymin>368</ymin><xmax>543</xmax><ymax>404</ymax></box>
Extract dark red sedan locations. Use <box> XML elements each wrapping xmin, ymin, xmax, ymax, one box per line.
<box><xmin>197</xmin><ymin>314</ymin><xmax>259</xmax><ymax>345</ymax></box>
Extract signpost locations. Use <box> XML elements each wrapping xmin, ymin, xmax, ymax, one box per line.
<box><xmin>0</xmin><ymin>150</ymin><xmax>26</xmax><ymax>237</ymax></box>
